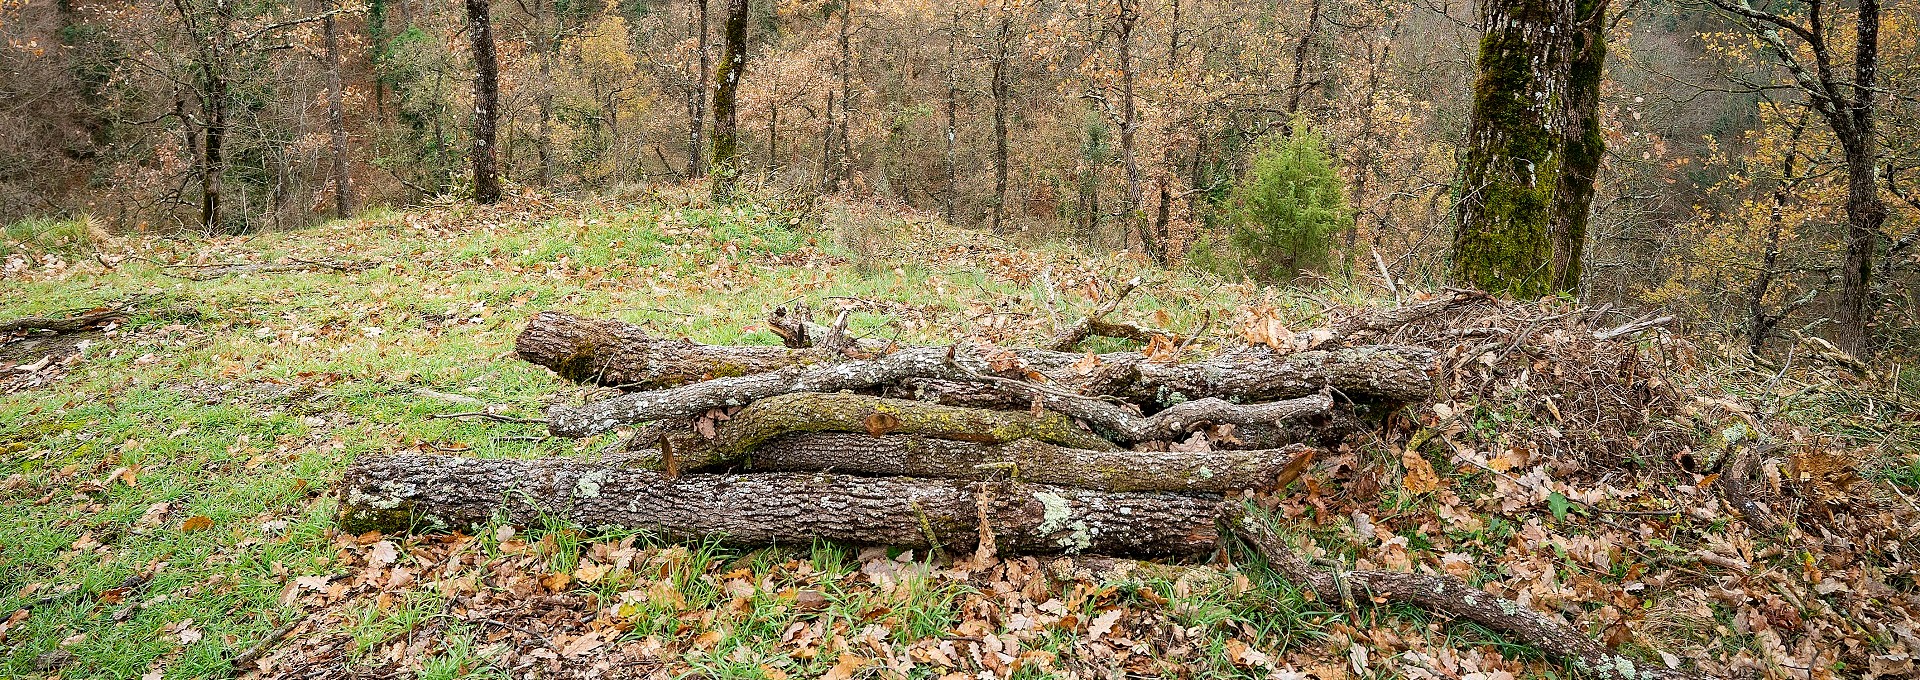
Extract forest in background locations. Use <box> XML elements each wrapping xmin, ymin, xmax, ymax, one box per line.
<box><xmin>1</xmin><ymin>0</ymin><xmax>1917</xmax><ymax>353</ymax></box>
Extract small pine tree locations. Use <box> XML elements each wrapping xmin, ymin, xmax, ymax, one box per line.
<box><xmin>1223</xmin><ymin>127</ymin><xmax>1350</xmax><ymax>281</ymax></box>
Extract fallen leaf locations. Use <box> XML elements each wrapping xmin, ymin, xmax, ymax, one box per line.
<box><xmin>822</xmin><ymin>653</ymin><xmax>869</xmax><ymax>680</ymax></box>
<box><xmin>367</xmin><ymin>541</ymin><xmax>398</xmax><ymax>568</ymax></box>
<box><xmin>1401</xmin><ymin>448</ymin><xmax>1440</xmax><ymax>494</ymax></box>
<box><xmin>180</xmin><ymin>515</ymin><xmax>213</xmax><ymax>532</ymax></box>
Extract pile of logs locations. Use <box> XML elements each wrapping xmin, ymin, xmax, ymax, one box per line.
<box><xmin>337</xmin><ymin>294</ymin><xmax>1709</xmax><ymax>679</ymax></box>
<box><xmin>340</xmin><ymin>306</ymin><xmax>1437</xmax><ymax>558</ymax></box>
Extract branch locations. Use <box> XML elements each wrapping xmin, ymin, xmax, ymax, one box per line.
<box><xmin>1224</xmin><ymin>509</ymin><xmax>1708</xmax><ymax>680</ymax></box>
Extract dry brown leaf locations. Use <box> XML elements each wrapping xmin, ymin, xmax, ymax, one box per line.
<box><xmin>822</xmin><ymin>653</ymin><xmax>869</xmax><ymax>680</ymax></box>
<box><xmin>179</xmin><ymin>516</ymin><xmax>213</xmax><ymax>532</ymax></box>
<box><xmin>1401</xmin><ymin>448</ymin><xmax>1441</xmax><ymax>494</ymax></box>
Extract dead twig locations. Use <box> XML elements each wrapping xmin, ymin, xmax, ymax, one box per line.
<box><xmin>426</xmin><ymin>411</ymin><xmax>548</xmax><ymax>424</ymax></box>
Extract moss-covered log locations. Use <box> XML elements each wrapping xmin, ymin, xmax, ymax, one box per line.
<box><xmin>660</xmin><ymin>392</ymin><xmax>1119</xmax><ymax>470</ymax></box>
<box><xmin>743</xmin><ymin>433</ymin><xmax>1315</xmax><ymax>493</ymax></box>
<box><xmin>339</xmin><ymin>454</ymin><xmax>1222</xmax><ymax>557</ymax></box>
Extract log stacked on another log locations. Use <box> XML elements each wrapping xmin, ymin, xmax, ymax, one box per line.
<box><xmin>340</xmin><ymin>307</ymin><xmax>1439</xmax><ymax>558</ymax></box>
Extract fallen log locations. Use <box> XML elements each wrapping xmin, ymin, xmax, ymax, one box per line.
<box><xmin>743</xmin><ymin>433</ymin><xmax>1315</xmax><ymax>493</ymax></box>
<box><xmin>515</xmin><ymin>311</ymin><xmax>834</xmax><ymax>388</ymax></box>
<box><xmin>518</xmin><ymin>312</ymin><xmax>1435</xmax><ymax>406</ymax></box>
<box><xmin>546</xmin><ymin>346</ymin><xmax>978</xmax><ymax>437</ymax></box>
<box><xmin>340</xmin><ymin>454</ymin><xmax>1222</xmax><ymax>557</ymax></box>
<box><xmin>658</xmin><ymin>392</ymin><xmax>1119</xmax><ymax>471</ymax></box>
<box><xmin>1225</xmin><ymin>509</ymin><xmax>1704</xmax><ymax>680</ymax></box>
<box><xmin>0</xmin><ymin>308</ymin><xmax>128</xmax><ymax>337</ymax></box>
<box><xmin>542</xmin><ymin>340</ymin><xmax>1428</xmax><ymax>439</ymax></box>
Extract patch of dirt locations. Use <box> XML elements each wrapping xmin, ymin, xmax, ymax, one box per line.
<box><xmin>0</xmin><ymin>331</ymin><xmax>99</xmax><ymax>394</ymax></box>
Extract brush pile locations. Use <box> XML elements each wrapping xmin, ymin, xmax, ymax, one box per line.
<box><xmin>337</xmin><ymin>294</ymin><xmax>1466</xmax><ymax>558</ymax></box>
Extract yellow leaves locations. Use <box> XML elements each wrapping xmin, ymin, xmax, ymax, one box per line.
<box><xmin>179</xmin><ymin>515</ymin><xmax>214</xmax><ymax>532</ymax></box>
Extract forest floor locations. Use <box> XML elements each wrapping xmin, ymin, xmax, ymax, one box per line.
<box><xmin>1</xmin><ymin>190</ymin><xmax>1916</xmax><ymax>680</ymax></box>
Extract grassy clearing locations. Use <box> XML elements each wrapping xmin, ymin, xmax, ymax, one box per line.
<box><xmin>0</xmin><ymin>195</ymin><xmax>1317</xmax><ymax>678</ymax></box>
<box><xmin>4</xmin><ymin>193</ymin><xmax>1912</xmax><ymax>679</ymax></box>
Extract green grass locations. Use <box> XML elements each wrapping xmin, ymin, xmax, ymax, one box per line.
<box><xmin>0</xmin><ymin>194</ymin><xmax>1308</xmax><ymax>678</ymax></box>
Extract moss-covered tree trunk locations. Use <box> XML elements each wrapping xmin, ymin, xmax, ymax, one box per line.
<box><xmin>708</xmin><ymin>0</ymin><xmax>748</xmax><ymax>200</ymax></box>
<box><xmin>1452</xmin><ymin>0</ymin><xmax>1608</xmax><ymax>297</ymax></box>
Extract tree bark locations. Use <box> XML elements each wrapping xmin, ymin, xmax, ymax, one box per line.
<box><xmin>322</xmin><ymin>0</ymin><xmax>353</xmax><ymax>219</ymax></box>
<box><xmin>742</xmin><ymin>433</ymin><xmax>1316</xmax><ymax>494</ymax></box>
<box><xmin>1282</xmin><ymin>0</ymin><xmax>1322</xmax><ymax>120</ymax></box>
<box><xmin>709</xmin><ymin>0</ymin><xmax>748</xmax><ymax>199</ymax></box>
<box><xmin>688</xmin><ymin>0</ymin><xmax>709</xmax><ymax>179</ymax></box>
<box><xmin>514</xmin><ymin>311</ymin><xmax>835</xmax><ymax>389</ymax></box>
<box><xmin>541</xmin><ymin>341</ymin><xmax>1427</xmax><ymax>438</ymax></box>
<box><xmin>1451</xmin><ymin>0</ymin><xmax>1605</xmax><ymax>297</ymax></box>
<box><xmin>1547</xmin><ymin>0</ymin><xmax>1606</xmax><ymax>293</ymax></box>
<box><xmin>834</xmin><ymin>0</ymin><xmax>854</xmax><ymax>191</ymax></box>
<box><xmin>988</xmin><ymin>6</ymin><xmax>1013</xmax><ymax>233</ymax></box>
<box><xmin>340</xmin><ymin>454</ymin><xmax>1223</xmax><ymax>557</ymax></box>
<box><xmin>1227</xmin><ymin>509</ymin><xmax>1705</xmax><ymax>680</ymax></box>
<box><xmin>1114</xmin><ymin>0</ymin><xmax>1151</xmax><ymax>263</ymax></box>
<box><xmin>465</xmin><ymin>0</ymin><xmax>501</xmax><ymax>204</ymax></box>
<box><xmin>199</xmin><ymin>61</ymin><xmax>226</xmax><ymax>233</ymax></box>
<box><xmin>660</xmin><ymin>392</ymin><xmax>1119</xmax><ymax>471</ymax></box>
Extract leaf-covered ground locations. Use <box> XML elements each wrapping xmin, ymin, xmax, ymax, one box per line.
<box><xmin>1</xmin><ymin>192</ymin><xmax>1916</xmax><ymax>679</ymax></box>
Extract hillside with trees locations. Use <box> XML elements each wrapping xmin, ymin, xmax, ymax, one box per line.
<box><xmin>1</xmin><ymin>0</ymin><xmax>1918</xmax><ymax>677</ymax></box>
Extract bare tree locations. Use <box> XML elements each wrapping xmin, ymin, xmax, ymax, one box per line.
<box><xmin>320</xmin><ymin>0</ymin><xmax>352</xmax><ymax>218</ymax></box>
<box><xmin>465</xmin><ymin>0</ymin><xmax>502</xmax><ymax>203</ymax></box>
<box><xmin>1706</xmin><ymin>0</ymin><xmax>1889</xmax><ymax>355</ymax></box>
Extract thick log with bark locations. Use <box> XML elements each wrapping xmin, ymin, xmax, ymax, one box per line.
<box><xmin>660</xmin><ymin>392</ymin><xmax>1119</xmax><ymax>471</ymax></box>
<box><xmin>515</xmin><ymin>311</ymin><xmax>832</xmax><ymax>388</ymax></box>
<box><xmin>518</xmin><ymin>312</ymin><xmax>1436</xmax><ymax>409</ymax></box>
<box><xmin>744</xmin><ymin>433</ymin><xmax>1315</xmax><ymax>493</ymax></box>
<box><xmin>1226</xmin><ymin>509</ymin><xmax>1704</xmax><ymax>680</ymax></box>
<box><xmin>340</xmin><ymin>454</ymin><xmax>1222</xmax><ymax>557</ymax></box>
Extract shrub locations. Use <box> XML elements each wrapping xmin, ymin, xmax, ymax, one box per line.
<box><xmin>1221</xmin><ymin>127</ymin><xmax>1350</xmax><ymax>281</ymax></box>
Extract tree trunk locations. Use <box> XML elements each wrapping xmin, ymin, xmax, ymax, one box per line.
<box><xmin>1547</xmin><ymin>0</ymin><xmax>1606</xmax><ymax>293</ymax></box>
<box><xmin>943</xmin><ymin>7</ymin><xmax>961</xmax><ymax>225</ymax></box>
<box><xmin>742</xmin><ymin>433</ymin><xmax>1316</xmax><ymax>494</ymax></box>
<box><xmin>1283</xmin><ymin>0</ymin><xmax>1321</xmax><ymax>119</ymax></box>
<box><xmin>1116</xmin><ymin>0</ymin><xmax>1152</xmax><ymax>262</ymax></box>
<box><xmin>1745</xmin><ymin>116</ymin><xmax>1807</xmax><ymax>354</ymax></box>
<box><xmin>514</xmin><ymin>311</ymin><xmax>834</xmax><ymax>389</ymax></box>
<box><xmin>709</xmin><ymin>0</ymin><xmax>748</xmax><ymax>199</ymax></box>
<box><xmin>541</xmin><ymin>341</ymin><xmax>1430</xmax><ymax>438</ymax></box>
<box><xmin>515</xmin><ymin>313</ymin><xmax>1434</xmax><ymax>413</ymax></box>
<box><xmin>833</xmin><ymin>0</ymin><xmax>853</xmax><ymax>191</ymax></box>
<box><xmin>1452</xmin><ymin>0</ymin><xmax>1603</xmax><ymax>298</ymax></box>
<box><xmin>1831</xmin><ymin>0</ymin><xmax>1885</xmax><ymax>356</ymax></box>
<box><xmin>340</xmin><ymin>454</ymin><xmax>1223</xmax><ymax>557</ymax></box>
<box><xmin>989</xmin><ymin>9</ymin><xmax>1012</xmax><ymax>234</ymax></box>
<box><xmin>322</xmin><ymin>0</ymin><xmax>353</xmax><ymax>219</ymax></box>
<box><xmin>465</xmin><ymin>0</ymin><xmax>501</xmax><ymax>204</ymax></box>
<box><xmin>688</xmin><ymin>0</ymin><xmax>709</xmax><ymax>179</ymax></box>
<box><xmin>200</xmin><ymin>64</ymin><xmax>226</xmax><ymax>233</ymax></box>
<box><xmin>534</xmin><ymin>0</ymin><xmax>555</xmax><ymax>187</ymax></box>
